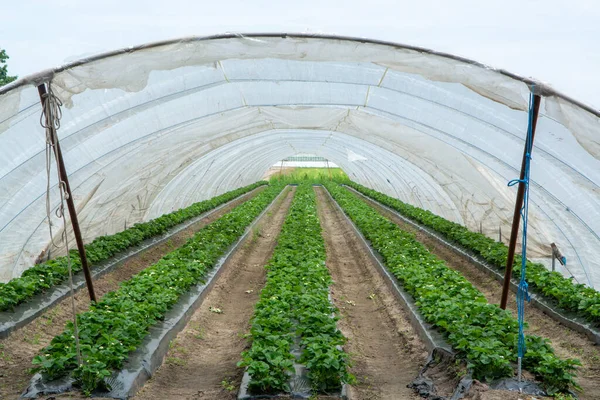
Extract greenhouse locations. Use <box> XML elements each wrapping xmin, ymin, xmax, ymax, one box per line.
<box><xmin>0</xmin><ymin>34</ymin><xmax>599</xmax><ymax>400</ymax></box>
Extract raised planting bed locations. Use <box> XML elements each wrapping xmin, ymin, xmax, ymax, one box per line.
<box><xmin>325</xmin><ymin>182</ymin><xmax>580</xmax><ymax>396</ymax></box>
<box><xmin>0</xmin><ymin>181</ymin><xmax>267</xmax><ymax>314</ymax></box>
<box><xmin>345</xmin><ymin>184</ymin><xmax>600</xmax><ymax>345</ymax></box>
<box><xmin>23</xmin><ymin>183</ymin><xmax>285</xmax><ymax>397</ymax></box>
<box><xmin>238</xmin><ymin>183</ymin><xmax>353</xmax><ymax>398</ymax></box>
<box><xmin>344</xmin><ymin>181</ymin><xmax>600</xmax><ymax>329</ymax></box>
<box><xmin>0</xmin><ymin>184</ymin><xmax>266</xmax><ymax>339</ymax></box>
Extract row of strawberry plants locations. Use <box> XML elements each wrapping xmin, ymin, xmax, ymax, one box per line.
<box><xmin>30</xmin><ymin>183</ymin><xmax>284</xmax><ymax>395</ymax></box>
<box><xmin>239</xmin><ymin>184</ymin><xmax>353</xmax><ymax>394</ymax></box>
<box><xmin>344</xmin><ymin>180</ymin><xmax>600</xmax><ymax>327</ymax></box>
<box><xmin>325</xmin><ymin>182</ymin><xmax>579</xmax><ymax>395</ymax></box>
<box><xmin>0</xmin><ymin>181</ymin><xmax>266</xmax><ymax>312</ymax></box>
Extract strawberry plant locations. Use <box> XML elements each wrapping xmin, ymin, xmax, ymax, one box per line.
<box><xmin>30</xmin><ymin>183</ymin><xmax>284</xmax><ymax>394</ymax></box>
<box><xmin>239</xmin><ymin>184</ymin><xmax>353</xmax><ymax>394</ymax></box>
<box><xmin>0</xmin><ymin>181</ymin><xmax>266</xmax><ymax>312</ymax></box>
<box><xmin>325</xmin><ymin>182</ymin><xmax>580</xmax><ymax>394</ymax></box>
<box><xmin>344</xmin><ymin>181</ymin><xmax>600</xmax><ymax>328</ymax></box>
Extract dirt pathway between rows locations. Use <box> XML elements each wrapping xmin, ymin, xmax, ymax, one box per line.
<box><xmin>0</xmin><ymin>187</ymin><xmax>264</xmax><ymax>399</ymax></box>
<box><xmin>352</xmin><ymin>189</ymin><xmax>600</xmax><ymax>399</ymax></box>
<box><xmin>135</xmin><ymin>186</ymin><xmax>295</xmax><ymax>400</ymax></box>
<box><xmin>314</xmin><ymin>187</ymin><xmax>427</xmax><ymax>400</ymax></box>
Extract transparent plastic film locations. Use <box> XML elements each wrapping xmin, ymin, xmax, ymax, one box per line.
<box><xmin>0</xmin><ymin>35</ymin><xmax>598</xmax><ymax>289</ymax></box>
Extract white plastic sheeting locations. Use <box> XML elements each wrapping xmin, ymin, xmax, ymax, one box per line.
<box><xmin>0</xmin><ymin>34</ymin><xmax>599</xmax><ymax>288</ymax></box>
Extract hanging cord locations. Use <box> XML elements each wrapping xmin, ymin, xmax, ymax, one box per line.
<box><xmin>40</xmin><ymin>83</ymin><xmax>83</xmax><ymax>366</ymax></box>
<box><xmin>507</xmin><ymin>90</ymin><xmax>536</xmax><ymax>382</ymax></box>
<box><xmin>42</xmin><ymin>86</ymin><xmax>63</xmax><ymax>249</ymax></box>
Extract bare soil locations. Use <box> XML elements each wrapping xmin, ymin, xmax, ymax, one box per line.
<box><xmin>354</xmin><ymin>189</ymin><xmax>600</xmax><ymax>399</ymax></box>
<box><xmin>134</xmin><ymin>187</ymin><xmax>296</xmax><ymax>400</ymax></box>
<box><xmin>314</xmin><ymin>186</ymin><xmax>428</xmax><ymax>400</ymax></box>
<box><xmin>0</xmin><ymin>187</ymin><xmax>263</xmax><ymax>400</ymax></box>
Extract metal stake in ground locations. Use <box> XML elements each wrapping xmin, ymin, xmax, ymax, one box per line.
<box><xmin>500</xmin><ymin>94</ymin><xmax>541</xmax><ymax>310</ymax></box>
<box><xmin>37</xmin><ymin>83</ymin><xmax>97</xmax><ymax>303</ymax></box>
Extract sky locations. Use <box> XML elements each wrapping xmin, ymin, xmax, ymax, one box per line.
<box><xmin>2</xmin><ymin>0</ymin><xmax>599</xmax><ymax>109</ymax></box>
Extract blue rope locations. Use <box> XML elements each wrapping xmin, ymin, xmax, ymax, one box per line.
<box><xmin>509</xmin><ymin>91</ymin><xmax>536</xmax><ymax>360</ymax></box>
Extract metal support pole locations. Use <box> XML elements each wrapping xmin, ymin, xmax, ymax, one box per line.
<box><xmin>499</xmin><ymin>225</ymin><xmax>502</xmax><ymax>243</ymax></box>
<box><xmin>38</xmin><ymin>83</ymin><xmax>97</xmax><ymax>303</ymax></box>
<box><xmin>552</xmin><ymin>256</ymin><xmax>556</xmax><ymax>272</ymax></box>
<box><xmin>326</xmin><ymin>159</ymin><xmax>332</xmax><ymax>179</ymax></box>
<box><xmin>500</xmin><ymin>94</ymin><xmax>541</xmax><ymax>310</ymax></box>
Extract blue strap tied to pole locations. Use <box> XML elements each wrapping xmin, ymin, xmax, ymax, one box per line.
<box><xmin>508</xmin><ymin>90</ymin><xmax>536</xmax><ymax>377</ymax></box>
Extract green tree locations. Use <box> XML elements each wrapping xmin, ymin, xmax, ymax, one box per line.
<box><xmin>0</xmin><ymin>48</ymin><xmax>17</xmax><ymax>86</ymax></box>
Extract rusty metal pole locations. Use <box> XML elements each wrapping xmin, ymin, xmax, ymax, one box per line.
<box><xmin>38</xmin><ymin>83</ymin><xmax>97</xmax><ymax>303</ymax></box>
<box><xmin>500</xmin><ymin>94</ymin><xmax>541</xmax><ymax>310</ymax></box>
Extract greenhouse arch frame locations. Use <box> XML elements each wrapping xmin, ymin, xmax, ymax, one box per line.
<box><xmin>0</xmin><ymin>33</ymin><xmax>599</xmax><ymax>288</ymax></box>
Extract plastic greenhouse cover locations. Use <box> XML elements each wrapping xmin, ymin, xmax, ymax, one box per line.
<box><xmin>0</xmin><ymin>33</ymin><xmax>599</xmax><ymax>289</ymax></box>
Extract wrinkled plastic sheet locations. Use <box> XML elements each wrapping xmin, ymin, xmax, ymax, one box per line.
<box><xmin>0</xmin><ymin>186</ymin><xmax>262</xmax><ymax>339</ymax></box>
<box><xmin>489</xmin><ymin>378</ymin><xmax>547</xmax><ymax>397</ymax></box>
<box><xmin>345</xmin><ymin>185</ymin><xmax>600</xmax><ymax>345</ymax></box>
<box><xmin>21</xmin><ymin>186</ymin><xmax>283</xmax><ymax>399</ymax></box>
<box><xmin>322</xmin><ymin>186</ymin><xmax>452</xmax><ymax>353</ymax></box>
<box><xmin>409</xmin><ymin>347</ymin><xmax>473</xmax><ymax>400</ymax></box>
